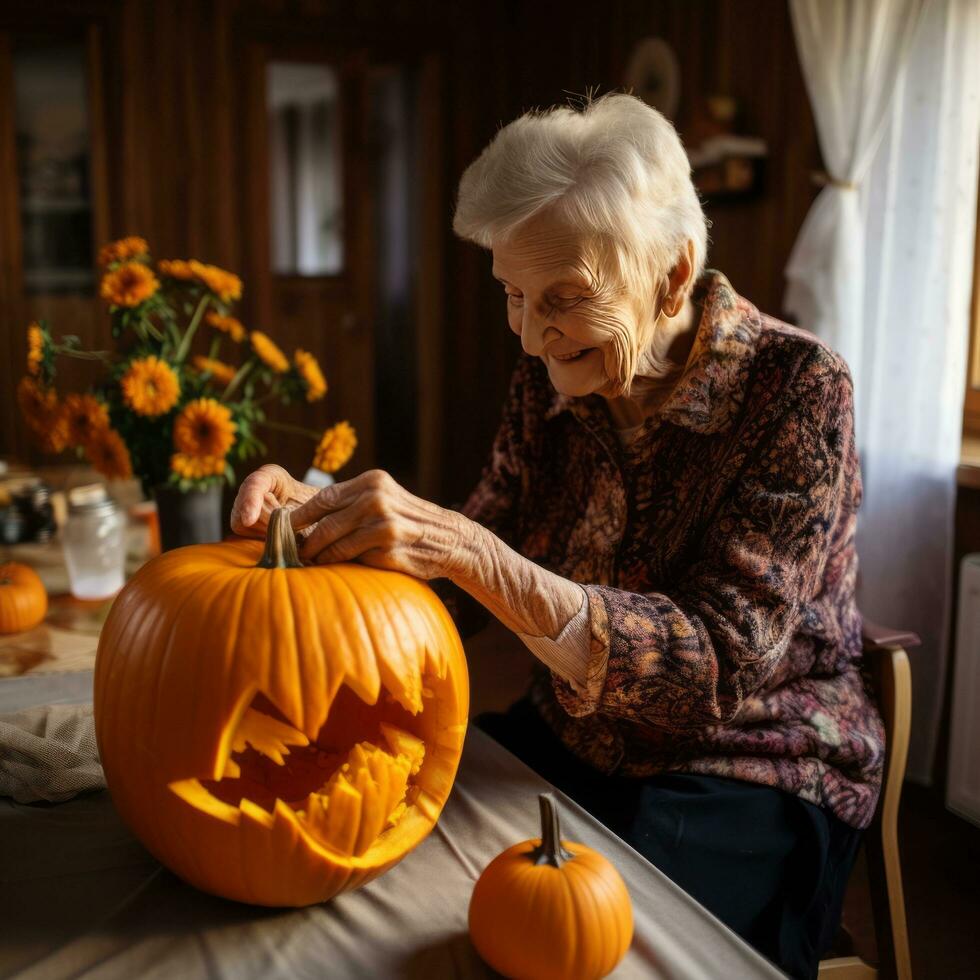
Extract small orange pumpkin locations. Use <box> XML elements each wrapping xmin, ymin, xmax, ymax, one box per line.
<box><xmin>469</xmin><ymin>793</ymin><xmax>633</xmax><ymax>980</ymax></box>
<box><xmin>94</xmin><ymin>508</ymin><xmax>468</xmax><ymax>906</ymax></box>
<box><xmin>0</xmin><ymin>562</ymin><xmax>48</xmax><ymax>634</ymax></box>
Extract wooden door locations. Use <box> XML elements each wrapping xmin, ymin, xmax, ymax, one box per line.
<box><xmin>242</xmin><ymin>40</ymin><xmax>377</xmax><ymax>482</ymax></box>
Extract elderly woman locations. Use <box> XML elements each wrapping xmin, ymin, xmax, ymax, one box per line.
<box><xmin>232</xmin><ymin>94</ymin><xmax>880</xmax><ymax>979</ymax></box>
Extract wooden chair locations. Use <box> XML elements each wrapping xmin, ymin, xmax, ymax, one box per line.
<box><xmin>818</xmin><ymin>620</ymin><xmax>918</xmax><ymax>980</ymax></box>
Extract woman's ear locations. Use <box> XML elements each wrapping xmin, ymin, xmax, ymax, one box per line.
<box><xmin>662</xmin><ymin>240</ymin><xmax>696</xmax><ymax>317</ymax></box>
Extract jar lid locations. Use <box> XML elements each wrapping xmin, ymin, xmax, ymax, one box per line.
<box><xmin>69</xmin><ymin>498</ymin><xmax>120</xmax><ymax>518</ymax></box>
<box><xmin>68</xmin><ymin>483</ymin><xmax>108</xmax><ymax>505</ymax></box>
<box><xmin>68</xmin><ymin>484</ymin><xmax>119</xmax><ymax>517</ymax></box>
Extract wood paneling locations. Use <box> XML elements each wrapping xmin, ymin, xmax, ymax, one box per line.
<box><xmin>0</xmin><ymin>0</ymin><xmax>434</xmax><ymax>476</ymax></box>
<box><xmin>1</xmin><ymin>0</ymin><xmax>819</xmax><ymax>507</ymax></box>
<box><xmin>438</xmin><ymin>0</ymin><xmax>820</xmax><ymax>505</ymax></box>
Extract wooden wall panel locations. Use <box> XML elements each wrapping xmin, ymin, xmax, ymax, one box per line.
<box><xmin>108</xmin><ymin>0</ymin><xmax>239</xmax><ymax>266</ymax></box>
<box><xmin>437</xmin><ymin>0</ymin><xmax>821</xmax><ymax>505</ymax></box>
<box><xmin>1</xmin><ymin>0</ymin><xmax>819</xmax><ymax>511</ymax></box>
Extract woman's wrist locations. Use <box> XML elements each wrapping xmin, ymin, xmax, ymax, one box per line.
<box><xmin>447</xmin><ymin>518</ymin><xmax>584</xmax><ymax>638</ymax></box>
<box><xmin>444</xmin><ymin>513</ymin><xmax>491</xmax><ymax>587</ymax></box>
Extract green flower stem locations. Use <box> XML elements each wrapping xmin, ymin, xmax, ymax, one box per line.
<box><xmin>222</xmin><ymin>360</ymin><xmax>254</xmax><ymax>401</ymax></box>
<box><xmin>208</xmin><ymin>336</ymin><xmax>220</xmax><ymax>359</ymax></box>
<box><xmin>253</xmin><ymin>376</ymin><xmax>281</xmax><ymax>405</ymax></box>
<box><xmin>54</xmin><ymin>347</ymin><xmax>113</xmax><ymax>363</ymax></box>
<box><xmin>143</xmin><ymin>318</ymin><xmax>164</xmax><ymax>342</ymax></box>
<box><xmin>175</xmin><ymin>293</ymin><xmax>211</xmax><ymax>362</ymax></box>
<box><xmin>262</xmin><ymin>418</ymin><xmax>320</xmax><ymax>440</ymax></box>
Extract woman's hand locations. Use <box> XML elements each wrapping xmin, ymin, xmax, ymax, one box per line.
<box><xmin>232</xmin><ymin>465</ymin><xmax>583</xmax><ymax>642</ymax></box>
<box><xmin>230</xmin><ymin>464</ymin><xmax>319</xmax><ymax>539</ymax></box>
<box><xmin>235</xmin><ymin>467</ymin><xmax>468</xmax><ymax>581</ymax></box>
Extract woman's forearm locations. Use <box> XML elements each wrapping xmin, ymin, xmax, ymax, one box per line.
<box><xmin>447</xmin><ymin>517</ymin><xmax>585</xmax><ymax>640</ymax></box>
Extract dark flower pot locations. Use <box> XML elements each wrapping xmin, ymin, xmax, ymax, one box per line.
<box><xmin>154</xmin><ymin>484</ymin><xmax>224</xmax><ymax>552</ymax></box>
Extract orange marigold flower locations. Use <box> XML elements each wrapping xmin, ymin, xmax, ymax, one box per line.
<box><xmin>121</xmin><ymin>356</ymin><xmax>181</xmax><ymax>417</ymax></box>
<box><xmin>173</xmin><ymin>398</ymin><xmax>236</xmax><ymax>459</ymax></box>
<box><xmin>19</xmin><ymin>379</ymin><xmax>69</xmax><ymax>454</ymax></box>
<box><xmin>100</xmin><ymin>262</ymin><xmax>159</xmax><ymax>308</ymax></box>
<box><xmin>294</xmin><ymin>348</ymin><xmax>327</xmax><ymax>401</ymax></box>
<box><xmin>312</xmin><ymin>420</ymin><xmax>357</xmax><ymax>474</ymax></box>
<box><xmin>158</xmin><ymin>259</ymin><xmax>196</xmax><ymax>280</ymax></box>
<box><xmin>35</xmin><ymin>407</ymin><xmax>70</xmax><ymax>455</ymax></box>
<box><xmin>85</xmin><ymin>428</ymin><xmax>133</xmax><ymax>481</ymax></box>
<box><xmin>170</xmin><ymin>453</ymin><xmax>227</xmax><ymax>480</ymax></box>
<box><xmin>160</xmin><ymin>258</ymin><xmax>242</xmax><ymax>302</ymax></box>
<box><xmin>205</xmin><ymin>311</ymin><xmax>246</xmax><ymax>343</ymax></box>
<box><xmin>27</xmin><ymin>322</ymin><xmax>44</xmax><ymax>377</ymax></box>
<box><xmin>251</xmin><ymin>331</ymin><xmax>289</xmax><ymax>373</ymax></box>
<box><xmin>189</xmin><ymin>260</ymin><xmax>243</xmax><ymax>303</ymax></box>
<box><xmin>17</xmin><ymin>376</ymin><xmax>58</xmax><ymax>431</ymax></box>
<box><xmin>63</xmin><ymin>393</ymin><xmax>110</xmax><ymax>447</ymax></box>
<box><xmin>192</xmin><ymin>355</ymin><xmax>237</xmax><ymax>386</ymax></box>
<box><xmin>98</xmin><ymin>236</ymin><xmax>149</xmax><ymax>267</ymax></box>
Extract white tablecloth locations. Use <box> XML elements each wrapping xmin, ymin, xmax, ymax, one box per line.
<box><xmin>0</xmin><ymin>671</ymin><xmax>785</xmax><ymax>979</ymax></box>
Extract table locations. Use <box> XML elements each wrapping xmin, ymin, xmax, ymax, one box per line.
<box><xmin>0</xmin><ymin>667</ymin><xmax>786</xmax><ymax>980</ymax></box>
<box><xmin>0</xmin><ymin>532</ymin><xmax>786</xmax><ymax>980</ymax></box>
<box><xmin>0</xmin><ymin>535</ymin><xmax>145</xmax><ymax>679</ymax></box>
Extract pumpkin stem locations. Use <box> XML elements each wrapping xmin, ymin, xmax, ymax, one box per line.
<box><xmin>531</xmin><ymin>793</ymin><xmax>574</xmax><ymax>867</ymax></box>
<box><xmin>256</xmin><ymin>508</ymin><xmax>303</xmax><ymax>569</ymax></box>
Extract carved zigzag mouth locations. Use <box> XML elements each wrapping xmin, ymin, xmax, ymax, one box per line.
<box><xmin>169</xmin><ymin>684</ymin><xmax>429</xmax><ymax>859</ymax></box>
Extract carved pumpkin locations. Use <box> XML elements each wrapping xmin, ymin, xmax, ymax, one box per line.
<box><xmin>94</xmin><ymin>508</ymin><xmax>468</xmax><ymax>906</ymax></box>
<box><xmin>469</xmin><ymin>794</ymin><xmax>633</xmax><ymax>980</ymax></box>
<box><xmin>0</xmin><ymin>562</ymin><xmax>48</xmax><ymax>634</ymax></box>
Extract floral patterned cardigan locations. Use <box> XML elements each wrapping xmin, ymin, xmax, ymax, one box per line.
<box><xmin>449</xmin><ymin>270</ymin><xmax>883</xmax><ymax>830</ymax></box>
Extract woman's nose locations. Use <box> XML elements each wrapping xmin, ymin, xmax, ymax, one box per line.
<box><xmin>520</xmin><ymin>307</ymin><xmax>560</xmax><ymax>356</ymax></box>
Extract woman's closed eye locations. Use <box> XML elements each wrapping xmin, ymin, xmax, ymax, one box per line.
<box><xmin>504</xmin><ymin>291</ymin><xmax>585</xmax><ymax>312</ymax></box>
<box><xmin>543</xmin><ymin>293</ymin><xmax>586</xmax><ymax>318</ymax></box>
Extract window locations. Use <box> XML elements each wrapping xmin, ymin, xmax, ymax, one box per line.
<box><xmin>963</xmin><ymin>176</ymin><xmax>980</xmax><ymax>437</ymax></box>
<box><xmin>267</xmin><ymin>61</ymin><xmax>344</xmax><ymax>276</ymax></box>
<box><xmin>13</xmin><ymin>37</ymin><xmax>94</xmax><ymax>293</ymax></box>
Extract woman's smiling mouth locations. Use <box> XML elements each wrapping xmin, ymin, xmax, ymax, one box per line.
<box><xmin>551</xmin><ymin>347</ymin><xmax>595</xmax><ymax>362</ymax></box>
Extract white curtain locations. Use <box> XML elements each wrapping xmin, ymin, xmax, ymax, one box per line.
<box><xmin>785</xmin><ymin>0</ymin><xmax>924</xmax><ymax>420</ymax></box>
<box><xmin>786</xmin><ymin>0</ymin><xmax>980</xmax><ymax>782</ymax></box>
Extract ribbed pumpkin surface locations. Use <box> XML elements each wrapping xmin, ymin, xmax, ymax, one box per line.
<box><xmin>94</xmin><ymin>533</ymin><xmax>468</xmax><ymax>906</ymax></box>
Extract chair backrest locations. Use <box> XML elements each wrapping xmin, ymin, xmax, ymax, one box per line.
<box><xmin>865</xmin><ymin>647</ymin><xmax>912</xmax><ymax>846</ymax></box>
<box><xmin>819</xmin><ymin>622</ymin><xmax>916</xmax><ymax>980</ymax></box>
<box><xmin>861</xmin><ymin>636</ymin><xmax>914</xmax><ymax>980</ymax></box>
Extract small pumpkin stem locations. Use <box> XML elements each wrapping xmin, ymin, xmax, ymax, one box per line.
<box><xmin>531</xmin><ymin>793</ymin><xmax>574</xmax><ymax>867</ymax></box>
<box><xmin>256</xmin><ymin>508</ymin><xmax>303</xmax><ymax>569</ymax></box>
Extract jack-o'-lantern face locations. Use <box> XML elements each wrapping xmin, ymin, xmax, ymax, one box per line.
<box><xmin>94</xmin><ymin>510</ymin><xmax>468</xmax><ymax>907</ymax></box>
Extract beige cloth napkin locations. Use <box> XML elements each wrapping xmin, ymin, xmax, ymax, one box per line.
<box><xmin>0</xmin><ymin>703</ymin><xmax>105</xmax><ymax>803</ymax></box>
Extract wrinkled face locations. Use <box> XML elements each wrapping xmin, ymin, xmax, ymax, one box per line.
<box><xmin>491</xmin><ymin>211</ymin><xmax>653</xmax><ymax>398</ymax></box>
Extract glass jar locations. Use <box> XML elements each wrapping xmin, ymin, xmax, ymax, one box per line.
<box><xmin>62</xmin><ymin>493</ymin><xmax>127</xmax><ymax>600</ymax></box>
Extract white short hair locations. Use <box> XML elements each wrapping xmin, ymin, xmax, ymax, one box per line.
<box><xmin>453</xmin><ymin>93</ymin><xmax>708</xmax><ymax>304</ymax></box>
